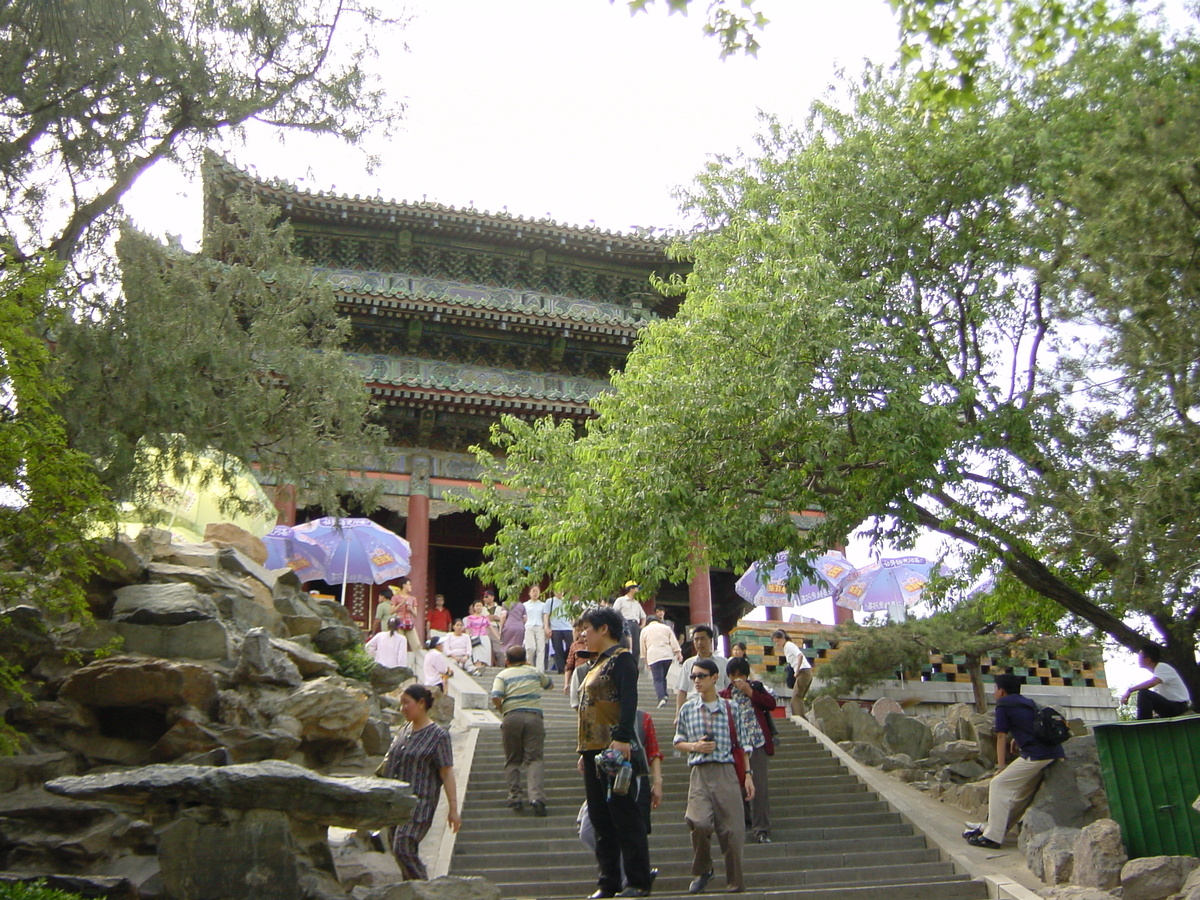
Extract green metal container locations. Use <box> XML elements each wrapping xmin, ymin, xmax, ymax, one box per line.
<box><xmin>1093</xmin><ymin>716</ymin><xmax>1200</xmax><ymax>858</ymax></box>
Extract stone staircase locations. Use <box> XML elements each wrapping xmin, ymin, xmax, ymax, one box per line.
<box><xmin>451</xmin><ymin>670</ymin><xmax>988</xmax><ymax>900</ymax></box>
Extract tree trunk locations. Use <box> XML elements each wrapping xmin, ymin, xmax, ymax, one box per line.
<box><xmin>964</xmin><ymin>651</ymin><xmax>988</xmax><ymax>713</ymax></box>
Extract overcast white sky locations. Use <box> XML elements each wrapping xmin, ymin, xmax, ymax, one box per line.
<box><xmin>119</xmin><ymin>0</ymin><xmax>1145</xmax><ymax>686</ymax></box>
<box><xmin>124</xmin><ymin>0</ymin><xmax>900</xmax><ymax>244</ymax></box>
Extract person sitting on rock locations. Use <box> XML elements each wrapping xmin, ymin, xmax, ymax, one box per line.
<box><xmin>365</xmin><ymin>616</ymin><xmax>408</xmax><ymax>669</ymax></box>
<box><xmin>1121</xmin><ymin>644</ymin><xmax>1192</xmax><ymax>720</ymax></box>
<box><xmin>962</xmin><ymin>673</ymin><xmax>1064</xmax><ymax>849</ymax></box>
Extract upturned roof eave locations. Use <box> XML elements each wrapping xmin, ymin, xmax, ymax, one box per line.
<box><xmin>205</xmin><ymin>154</ymin><xmax>676</xmax><ymax>262</ymax></box>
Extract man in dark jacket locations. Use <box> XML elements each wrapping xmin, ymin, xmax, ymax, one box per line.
<box><xmin>963</xmin><ymin>673</ymin><xmax>1065</xmax><ymax>849</ymax></box>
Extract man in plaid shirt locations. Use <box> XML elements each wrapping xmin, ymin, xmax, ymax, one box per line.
<box><xmin>673</xmin><ymin>657</ymin><xmax>757</xmax><ymax>894</ymax></box>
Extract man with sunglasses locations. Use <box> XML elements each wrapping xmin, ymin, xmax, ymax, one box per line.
<box><xmin>673</xmin><ymin>658</ymin><xmax>758</xmax><ymax>894</ymax></box>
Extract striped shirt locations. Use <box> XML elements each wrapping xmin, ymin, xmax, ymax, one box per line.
<box><xmin>491</xmin><ymin>663</ymin><xmax>552</xmax><ymax>716</ymax></box>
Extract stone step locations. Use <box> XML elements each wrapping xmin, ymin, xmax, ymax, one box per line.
<box><xmin>451</xmin><ymin>684</ymin><xmax>984</xmax><ymax>900</ymax></box>
<box><xmin>464</xmin><ymin>863</ymin><xmax>973</xmax><ymax>898</ymax></box>
<box><xmin>452</xmin><ymin>822</ymin><xmax>922</xmax><ymax>853</ymax></box>
<box><xmin>456</xmin><ymin>808</ymin><xmax>904</xmax><ymax>834</ymax></box>
<box><xmin>454</xmin><ymin>844</ymin><xmax>941</xmax><ymax>873</ymax></box>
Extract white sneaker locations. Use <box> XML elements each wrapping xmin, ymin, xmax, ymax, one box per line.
<box><xmin>962</xmin><ymin>822</ymin><xmax>984</xmax><ymax>838</ymax></box>
<box><xmin>657</xmin><ymin>698</ymin><xmax>667</xmax><ymax>708</ymax></box>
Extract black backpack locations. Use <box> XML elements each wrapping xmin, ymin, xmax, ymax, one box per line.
<box><xmin>1031</xmin><ymin>704</ymin><xmax>1073</xmax><ymax>745</ymax></box>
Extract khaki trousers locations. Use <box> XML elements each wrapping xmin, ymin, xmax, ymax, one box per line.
<box><xmin>685</xmin><ymin>763</ymin><xmax>745</xmax><ymax>891</ymax></box>
<box><xmin>500</xmin><ymin>710</ymin><xmax>546</xmax><ymax>803</ymax></box>
<box><xmin>789</xmin><ymin>667</ymin><xmax>813</xmax><ymax>717</ymax></box>
<box><xmin>982</xmin><ymin>756</ymin><xmax>1054</xmax><ymax>844</ymax></box>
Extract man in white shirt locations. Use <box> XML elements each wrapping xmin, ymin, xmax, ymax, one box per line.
<box><xmin>641</xmin><ymin>609</ymin><xmax>682</xmax><ymax>707</ymax></box>
<box><xmin>522</xmin><ymin>585</ymin><xmax>550</xmax><ymax>671</ymax></box>
<box><xmin>1122</xmin><ymin>644</ymin><xmax>1191</xmax><ymax>719</ymax></box>
<box><xmin>675</xmin><ymin>624</ymin><xmax>728</xmax><ymax>718</ymax></box>
<box><xmin>772</xmin><ymin>629</ymin><xmax>812</xmax><ymax>718</ymax></box>
<box><xmin>613</xmin><ymin>581</ymin><xmax>647</xmax><ymax>664</ymax></box>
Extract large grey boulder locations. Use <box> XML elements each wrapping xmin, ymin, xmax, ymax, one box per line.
<box><xmin>90</xmin><ymin>534</ymin><xmax>149</xmax><ymax>585</ymax></box>
<box><xmin>809</xmin><ymin>696</ymin><xmax>850</xmax><ymax>742</ymax></box>
<box><xmin>871</xmin><ymin>697</ymin><xmax>904</xmax><ymax>725</ymax></box>
<box><xmin>1019</xmin><ymin>736</ymin><xmax>1107</xmax><ymax>844</ymax></box>
<box><xmin>0</xmin><ymin>751</ymin><xmax>80</xmax><ymax>793</ymax></box>
<box><xmin>0</xmin><ymin>605</ymin><xmax>54</xmax><ymax>667</ymax></box>
<box><xmin>974</xmin><ymin>718</ymin><xmax>997</xmax><ymax>768</ymax></box>
<box><xmin>46</xmin><ymin>759</ymin><xmax>415</xmax><ymax>828</ymax></box>
<box><xmin>1120</xmin><ymin>856</ymin><xmax>1200</xmax><ymax>900</ymax></box>
<box><xmin>1023</xmin><ymin>826</ymin><xmax>1081</xmax><ymax>884</ymax></box>
<box><xmin>884</xmin><ymin>712</ymin><xmax>933</xmax><ymax>760</ymax></box>
<box><xmin>279</xmin><ymin>676</ymin><xmax>371</xmax><ymax>744</ymax></box>
<box><xmin>315</xmin><ymin>624</ymin><xmax>363</xmax><ymax>655</ymax></box>
<box><xmin>271</xmin><ymin>637</ymin><xmax>340</xmax><ymax>678</ymax></box>
<box><xmin>838</xmin><ymin>741</ymin><xmax>886</xmax><ymax>766</ymax></box>
<box><xmin>1181</xmin><ymin>867</ymin><xmax>1200</xmax><ymax>900</ymax></box>
<box><xmin>212</xmin><ymin>592</ymin><xmax>286</xmax><ymax>636</ymax></box>
<box><xmin>929</xmin><ymin>740</ymin><xmax>979</xmax><ymax>764</ymax></box>
<box><xmin>931</xmin><ymin>720</ymin><xmax>958</xmax><ymax>745</ymax></box>
<box><xmin>150</xmin><ymin>717</ymin><xmax>301</xmax><ymax>764</ymax></box>
<box><xmin>314</xmin><ymin>598</ymin><xmax>356</xmax><ymax>626</ymax></box>
<box><xmin>158</xmin><ymin>808</ymin><xmax>301</xmax><ymax>900</ymax></box>
<box><xmin>146</xmin><ymin>561</ymin><xmax>259</xmax><ymax>600</ymax></box>
<box><xmin>0</xmin><ymin>788</ymin><xmax>145</xmax><ymax>872</ymax></box>
<box><xmin>59</xmin><ymin>656</ymin><xmax>219</xmax><ymax>713</ymax></box>
<box><xmin>111</xmin><ymin>619</ymin><xmax>231</xmax><ymax>660</ymax></box>
<box><xmin>234</xmin><ymin>628</ymin><xmax>303</xmax><ymax>688</ymax></box>
<box><xmin>369</xmin><ymin>663</ymin><xmax>413</xmax><ymax>696</ymax></box>
<box><xmin>845</xmin><ymin>703</ymin><xmax>885</xmax><ymax>745</ymax></box>
<box><xmin>111</xmin><ymin>582</ymin><xmax>219</xmax><ymax>626</ymax></box>
<box><xmin>1073</xmin><ymin>818</ymin><xmax>1127</xmax><ymax>890</ymax></box>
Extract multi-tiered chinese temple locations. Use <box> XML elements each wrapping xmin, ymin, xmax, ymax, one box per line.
<box><xmin>204</xmin><ymin>157</ymin><xmax>735</xmax><ymax>631</ymax></box>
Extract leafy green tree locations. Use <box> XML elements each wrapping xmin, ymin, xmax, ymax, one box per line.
<box><xmin>2</xmin><ymin>0</ymin><xmax>401</xmax><ymax>264</ymax></box>
<box><xmin>52</xmin><ymin>194</ymin><xmax>387</xmax><ymax>517</ymax></box>
<box><xmin>469</xmin><ymin>23</ymin><xmax>1200</xmax><ymax>704</ymax></box>
<box><xmin>0</xmin><ymin>0</ymin><xmax>400</xmax><ymax>751</ymax></box>
<box><xmin>0</xmin><ymin>252</ymin><xmax>114</xmax><ymax>751</ymax></box>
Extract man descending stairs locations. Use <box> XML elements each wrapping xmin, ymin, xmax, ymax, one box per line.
<box><xmin>451</xmin><ymin>671</ymin><xmax>988</xmax><ymax>900</ymax></box>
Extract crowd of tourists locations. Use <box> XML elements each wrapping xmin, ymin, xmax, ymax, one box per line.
<box><xmin>365</xmin><ymin>574</ymin><xmax>819</xmax><ymax>894</ymax></box>
<box><xmin>369</xmin><ymin>580</ymin><xmax>1196</xmax><ymax>894</ymax></box>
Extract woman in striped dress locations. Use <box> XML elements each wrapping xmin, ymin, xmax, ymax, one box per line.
<box><xmin>382</xmin><ymin>684</ymin><xmax>461</xmax><ymax>879</ymax></box>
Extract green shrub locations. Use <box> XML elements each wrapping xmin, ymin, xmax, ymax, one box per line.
<box><xmin>334</xmin><ymin>643</ymin><xmax>376</xmax><ymax>683</ymax></box>
<box><xmin>0</xmin><ymin>879</ymin><xmax>89</xmax><ymax>900</ymax></box>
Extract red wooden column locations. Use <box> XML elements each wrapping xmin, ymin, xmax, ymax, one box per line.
<box><xmin>688</xmin><ymin>564</ymin><xmax>713</xmax><ymax>627</ymax></box>
<box><xmin>273</xmin><ymin>485</ymin><xmax>297</xmax><ymax>526</ymax></box>
<box><xmin>408</xmin><ymin>458</ymin><xmax>432</xmax><ymax>643</ymax></box>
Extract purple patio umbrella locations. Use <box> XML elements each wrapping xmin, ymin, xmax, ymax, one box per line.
<box><xmin>735</xmin><ymin>550</ymin><xmax>855</xmax><ymax>607</ymax></box>
<box><xmin>835</xmin><ymin>555</ymin><xmax>947</xmax><ymax>612</ymax></box>
<box><xmin>292</xmin><ymin>517</ymin><xmax>411</xmax><ymax>598</ymax></box>
<box><xmin>263</xmin><ymin>524</ymin><xmax>330</xmax><ymax>582</ymax></box>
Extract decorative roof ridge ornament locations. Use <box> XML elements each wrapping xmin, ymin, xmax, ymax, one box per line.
<box><xmin>203</xmin><ymin>153</ymin><xmax>675</xmax><ymax>249</ymax></box>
